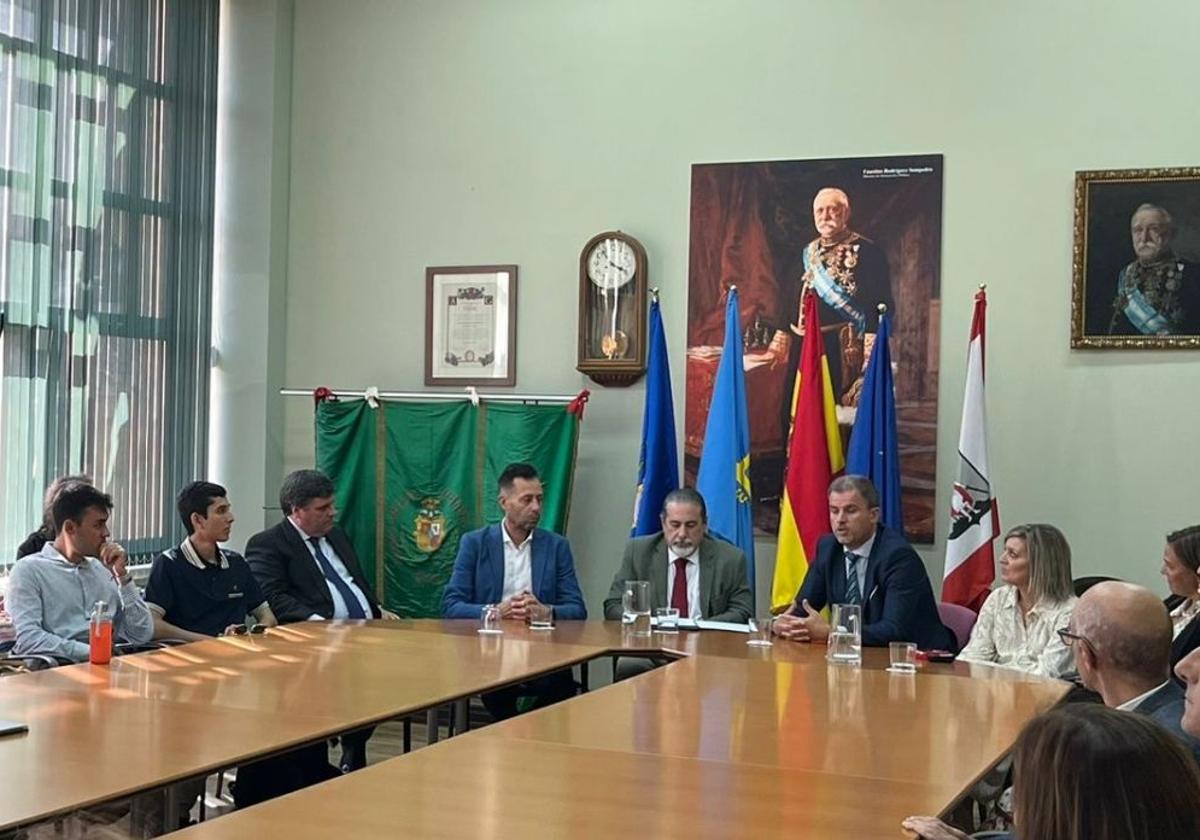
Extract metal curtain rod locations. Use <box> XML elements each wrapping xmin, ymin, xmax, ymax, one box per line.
<box><xmin>279</xmin><ymin>387</ymin><xmax>576</xmax><ymax>404</ymax></box>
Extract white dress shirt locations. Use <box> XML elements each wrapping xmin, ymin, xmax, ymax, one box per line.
<box><xmin>1116</xmin><ymin>680</ymin><xmax>1170</xmax><ymax>712</ymax></box>
<box><xmin>666</xmin><ymin>547</ymin><xmax>701</xmax><ymax>620</ymax></box>
<box><xmin>843</xmin><ymin>532</ymin><xmax>875</xmax><ymax>600</ymax></box>
<box><xmin>288</xmin><ymin>519</ymin><xmax>372</xmax><ymax>620</ymax></box>
<box><xmin>500</xmin><ymin>522</ymin><xmax>533</xmax><ymax>601</ymax></box>
<box><xmin>956</xmin><ymin>585</ymin><xmax>1077</xmax><ymax>678</ymax></box>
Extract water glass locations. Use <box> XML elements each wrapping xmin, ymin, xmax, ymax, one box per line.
<box><xmin>478</xmin><ymin>604</ymin><xmax>502</xmax><ymax>635</ymax></box>
<box><xmin>528</xmin><ymin>603</ymin><xmax>553</xmax><ymax>630</ymax></box>
<box><xmin>624</xmin><ymin>580</ymin><xmax>651</xmax><ymax>637</ymax></box>
<box><xmin>655</xmin><ymin>607</ymin><xmax>680</xmax><ymax>634</ymax></box>
<box><xmin>826</xmin><ymin>603</ymin><xmax>862</xmax><ymax>665</ymax></box>
<box><xmin>888</xmin><ymin>641</ymin><xmax>917</xmax><ymax>673</ymax></box>
<box><xmin>746</xmin><ymin>616</ymin><xmax>774</xmax><ymax>647</ymax></box>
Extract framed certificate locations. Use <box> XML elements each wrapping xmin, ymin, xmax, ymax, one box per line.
<box><xmin>425</xmin><ymin>265</ymin><xmax>517</xmax><ymax>386</ymax></box>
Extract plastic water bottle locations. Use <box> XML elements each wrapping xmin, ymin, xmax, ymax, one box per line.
<box><xmin>89</xmin><ymin>600</ymin><xmax>113</xmax><ymax>665</ymax></box>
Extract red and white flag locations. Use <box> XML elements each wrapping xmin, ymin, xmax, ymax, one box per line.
<box><xmin>942</xmin><ymin>288</ymin><xmax>999</xmax><ymax>613</ymax></box>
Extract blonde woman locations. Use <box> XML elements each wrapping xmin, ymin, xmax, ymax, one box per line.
<box><xmin>956</xmin><ymin>523</ymin><xmax>1076</xmax><ymax>678</ymax></box>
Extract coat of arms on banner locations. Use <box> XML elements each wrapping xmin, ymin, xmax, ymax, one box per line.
<box><xmin>413</xmin><ymin>497</ymin><xmax>447</xmax><ymax>552</ymax></box>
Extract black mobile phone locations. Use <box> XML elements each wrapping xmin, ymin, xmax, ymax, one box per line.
<box><xmin>922</xmin><ymin>649</ymin><xmax>957</xmax><ymax>663</ymax></box>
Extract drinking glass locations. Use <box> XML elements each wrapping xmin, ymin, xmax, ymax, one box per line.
<box><xmin>888</xmin><ymin>641</ymin><xmax>917</xmax><ymax>673</ymax></box>
<box><xmin>478</xmin><ymin>604</ymin><xmax>502</xmax><ymax>635</ymax></box>
<box><xmin>746</xmin><ymin>616</ymin><xmax>774</xmax><ymax>647</ymax></box>
<box><xmin>826</xmin><ymin>603</ymin><xmax>862</xmax><ymax>665</ymax></box>
<box><xmin>528</xmin><ymin>603</ymin><xmax>553</xmax><ymax>630</ymax></box>
<box><xmin>655</xmin><ymin>607</ymin><xmax>680</xmax><ymax>634</ymax></box>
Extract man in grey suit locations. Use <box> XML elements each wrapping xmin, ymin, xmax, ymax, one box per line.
<box><xmin>604</xmin><ymin>488</ymin><xmax>753</xmax><ymax>624</ymax></box>
<box><xmin>1067</xmin><ymin>581</ymin><xmax>1200</xmax><ymax>763</ymax></box>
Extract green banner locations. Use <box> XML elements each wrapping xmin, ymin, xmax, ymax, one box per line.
<box><xmin>315</xmin><ymin>398</ymin><xmax>581</xmax><ymax>618</ymax></box>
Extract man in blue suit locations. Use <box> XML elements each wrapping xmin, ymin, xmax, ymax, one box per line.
<box><xmin>774</xmin><ymin>475</ymin><xmax>956</xmax><ymax>652</ymax></box>
<box><xmin>442</xmin><ymin>462</ymin><xmax>586</xmax><ymax>719</ymax></box>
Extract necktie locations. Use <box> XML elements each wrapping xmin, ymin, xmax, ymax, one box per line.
<box><xmin>671</xmin><ymin>557</ymin><xmax>690</xmax><ymax>617</ymax></box>
<box><xmin>309</xmin><ymin>537</ymin><xmax>367</xmax><ymax>619</ymax></box>
<box><xmin>845</xmin><ymin>552</ymin><xmax>861</xmax><ymax>605</ymax></box>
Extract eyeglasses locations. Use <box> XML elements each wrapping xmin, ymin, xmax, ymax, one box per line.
<box><xmin>228</xmin><ymin>623</ymin><xmax>268</xmax><ymax>636</ymax></box>
<box><xmin>1057</xmin><ymin>628</ymin><xmax>1094</xmax><ymax>652</ymax></box>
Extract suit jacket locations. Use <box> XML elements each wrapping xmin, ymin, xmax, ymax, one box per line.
<box><xmin>1171</xmin><ymin>612</ymin><xmax>1200</xmax><ymax>686</ymax></box>
<box><xmin>245</xmin><ymin>520</ymin><xmax>381</xmax><ymax>624</ymax></box>
<box><xmin>602</xmin><ymin>534</ymin><xmax>753</xmax><ymax>623</ymax></box>
<box><xmin>1136</xmin><ymin>680</ymin><xmax>1200</xmax><ymax>765</ymax></box>
<box><xmin>441</xmin><ymin>524</ymin><xmax>587</xmax><ymax>620</ymax></box>
<box><xmin>794</xmin><ymin>525</ymin><xmax>956</xmax><ymax>651</ymax></box>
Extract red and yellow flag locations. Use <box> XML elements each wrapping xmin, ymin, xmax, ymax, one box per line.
<box><xmin>771</xmin><ymin>291</ymin><xmax>845</xmax><ymax>611</ymax></box>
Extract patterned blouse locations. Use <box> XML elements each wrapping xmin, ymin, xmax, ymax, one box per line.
<box><xmin>1170</xmin><ymin>598</ymin><xmax>1200</xmax><ymax>639</ymax></box>
<box><xmin>957</xmin><ymin>585</ymin><xmax>1077</xmax><ymax>678</ymax></box>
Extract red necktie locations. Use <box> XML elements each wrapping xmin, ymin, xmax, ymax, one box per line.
<box><xmin>671</xmin><ymin>557</ymin><xmax>689</xmax><ymax>616</ymax></box>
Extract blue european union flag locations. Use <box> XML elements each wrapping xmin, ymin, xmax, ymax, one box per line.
<box><xmin>632</xmin><ymin>298</ymin><xmax>680</xmax><ymax>536</ymax></box>
<box><xmin>695</xmin><ymin>288</ymin><xmax>755</xmax><ymax>594</ymax></box>
<box><xmin>846</xmin><ymin>312</ymin><xmax>904</xmax><ymax>534</ymax></box>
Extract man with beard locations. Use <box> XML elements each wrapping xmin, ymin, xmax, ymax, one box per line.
<box><xmin>1108</xmin><ymin>203</ymin><xmax>1200</xmax><ymax>336</ymax></box>
<box><xmin>442</xmin><ymin>462</ymin><xmax>587</xmax><ymax>719</ymax></box>
<box><xmin>604</xmin><ymin>488</ymin><xmax>754</xmax><ymax>625</ymax></box>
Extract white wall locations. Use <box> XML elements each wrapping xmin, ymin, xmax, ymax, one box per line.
<box><xmin>232</xmin><ymin>0</ymin><xmax>1200</xmax><ymax>613</ymax></box>
<box><xmin>210</xmin><ymin>0</ymin><xmax>293</xmax><ymax>538</ymax></box>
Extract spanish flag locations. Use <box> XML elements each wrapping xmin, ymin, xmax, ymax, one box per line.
<box><xmin>771</xmin><ymin>291</ymin><xmax>845</xmax><ymax>612</ymax></box>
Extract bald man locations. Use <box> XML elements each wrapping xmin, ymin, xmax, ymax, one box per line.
<box><xmin>1068</xmin><ymin>581</ymin><xmax>1200</xmax><ymax>762</ymax></box>
<box><xmin>785</xmin><ymin>186</ymin><xmax>894</xmax><ymax>411</ymax></box>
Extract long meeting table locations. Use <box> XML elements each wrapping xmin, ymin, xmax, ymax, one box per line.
<box><xmin>127</xmin><ymin>621</ymin><xmax>1067</xmax><ymax>839</ymax></box>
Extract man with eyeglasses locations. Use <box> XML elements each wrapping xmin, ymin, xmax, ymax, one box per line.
<box><xmin>1065</xmin><ymin>580</ymin><xmax>1200</xmax><ymax>763</ymax></box>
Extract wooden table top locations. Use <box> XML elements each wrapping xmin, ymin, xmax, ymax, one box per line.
<box><xmin>0</xmin><ymin>622</ymin><xmax>600</xmax><ymax>830</ymax></box>
<box><xmin>161</xmin><ymin>622</ymin><xmax>1069</xmax><ymax>840</ymax></box>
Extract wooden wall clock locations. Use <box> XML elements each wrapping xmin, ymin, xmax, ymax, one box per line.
<box><xmin>577</xmin><ymin>231</ymin><xmax>648</xmax><ymax>387</ymax></box>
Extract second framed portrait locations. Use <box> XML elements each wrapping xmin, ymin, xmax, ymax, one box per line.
<box><xmin>1072</xmin><ymin>167</ymin><xmax>1200</xmax><ymax>349</ymax></box>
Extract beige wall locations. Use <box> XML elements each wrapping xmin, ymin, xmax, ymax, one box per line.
<box><xmin>256</xmin><ymin>0</ymin><xmax>1200</xmax><ymax>614</ymax></box>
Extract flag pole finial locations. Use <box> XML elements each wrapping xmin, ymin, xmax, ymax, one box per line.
<box><xmin>729</xmin><ymin>284</ymin><xmax>737</xmax><ymax>291</ymax></box>
<box><xmin>979</xmin><ymin>283</ymin><xmax>987</xmax><ymax>291</ymax></box>
<box><xmin>650</xmin><ymin>287</ymin><xmax>660</xmax><ymax>302</ymax></box>
<box><xmin>877</xmin><ymin>303</ymin><xmax>887</xmax><ymax>315</ymax></box>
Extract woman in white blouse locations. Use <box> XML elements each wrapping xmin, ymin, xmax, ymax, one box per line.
<box><xmin>1163</xmin><ymin>525</ymin><xmax>1200</xmax><ymax>673</ymax></box>
<box><xmin>956</xmin><ymin>523</ymin><xmax>1076</xmax><ymax>678</ymax></box>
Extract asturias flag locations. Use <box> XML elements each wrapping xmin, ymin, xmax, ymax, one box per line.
<box><xmin>846</xmin><ymin>309</ymin><xmax>903</xmax><ymax>534</ymax></box>
<box><xmin>632</xmin><ymin>296</ymin><xmax>679</xmax><ymax>536</ymax></box>
<box><xmin>696</xmin><ymin>287</ymin><xmax>755</xmax><ymax>594</ymax></box>
<box><xmin>942</xmin><ymin>288</ymin><xmax>999</xmax><ymax>613</ymax></box>
<box><xmin>772</xmin><ymin>291</ymin><xmax>845</xmax><ymax>612</ymax></box>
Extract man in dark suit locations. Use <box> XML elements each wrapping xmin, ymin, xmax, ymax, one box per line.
<box><xmin>442</xmin><ymin>462</ymin><xmax>586</xmax><ymax>719</ymax></box>
<box><xmin>246</xmin><ymin>469</ymin><xmax>399</xmax><ymax>772</ymax></box>
<box><xmin>774</xmin><ymin>475</ymin><xmax>955</xmax><ymax>652</ymax></box>
<box><xmin>603</xmin><ymin>488</ymin><xmax>753</xmax><ymax>623</ymax></box>
<box><xmin>1070</xmin><ymin>581</ymin><xmax>1200</xmax><ymax>763</ymax></box>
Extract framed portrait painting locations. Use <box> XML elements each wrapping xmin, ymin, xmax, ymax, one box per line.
<box><xmin>1072</xmin><ymin>167</ymin><xmax>1200</xmax><ymax>349</ymax></box>
<box><xmin>425</xmin><ymin>265</ymin><xmax>517</xmax><ymax>386</ymax></box>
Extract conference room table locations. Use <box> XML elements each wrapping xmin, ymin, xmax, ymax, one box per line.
<box><xmin>140</xmin><ymin>620</ymin><xmax>1067</xmax><ymax>839</ymax></box>
<box><xmin>0</xmin><ymin>622</ymin><xmax>604</xmax><ymax>833</ymax></box>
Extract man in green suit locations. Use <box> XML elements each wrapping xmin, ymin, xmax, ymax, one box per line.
<box><xmin>604</xmin><ymin>488</ymin><xmax>754</xmax><ymax>624</ymax></box>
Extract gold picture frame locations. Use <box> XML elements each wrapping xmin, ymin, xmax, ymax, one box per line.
<box><xmin>1072</xmin><ymin>166</ymin><xmax>1200</xmax><ymax>349</ymax></box>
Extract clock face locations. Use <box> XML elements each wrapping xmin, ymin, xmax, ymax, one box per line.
<box><xmin>587</xmin><ymin>238</ymin><xmax>637</xmax><ymax>289</ymax></box>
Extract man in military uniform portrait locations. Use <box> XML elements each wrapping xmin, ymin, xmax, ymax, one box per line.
<box><xmin>789</xmin><ymin>187</ymin><xmax>894</xmax><ymax>405</ymax></box>
<box><xmin>1109</xmin><ymin>202</ymin><xmax>1200</xmax><ymax>336</ymax></box>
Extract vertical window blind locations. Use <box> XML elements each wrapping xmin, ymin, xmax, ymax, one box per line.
<box><xmin>0</xmin><ymin>0</ymin><xmax>219</xmax><ymax>565</ymax></box>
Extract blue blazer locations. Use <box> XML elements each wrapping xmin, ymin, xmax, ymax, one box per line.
<box><xmin>441</xmin><ymin>524</ymin><xmax>587</xmax><ymax>620</ymax></box>
<box><xmin>794</xmin><ymin>525</ymin><xmax>956</xmax><ymax>652</ymax></box>
<box><xmin>1137</xmin><ymin>680</ymin><xmax>1200</xmax><ymax>765</ymax></box>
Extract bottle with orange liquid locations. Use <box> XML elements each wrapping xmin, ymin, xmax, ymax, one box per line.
<box><xmin>89</xmin><ymin>600</ymin><xmax>113</xmax><ymax>665</ymax></box>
